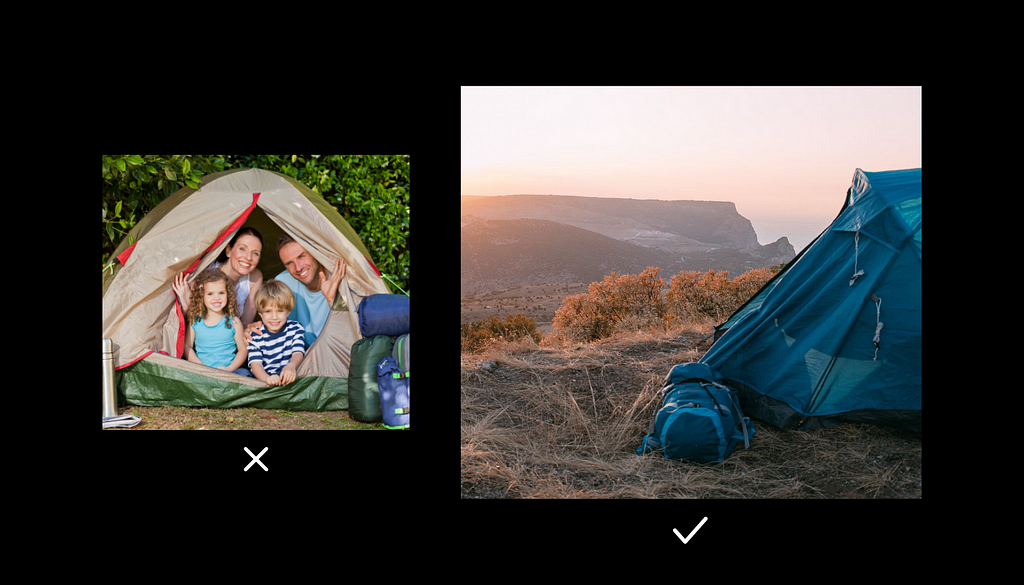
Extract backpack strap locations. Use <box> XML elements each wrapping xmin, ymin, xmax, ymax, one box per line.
<box><xmin>701</xmin><ymin>381</ymin><xmax>751</xmax><ymax>450</ymax></box>
<box><xmin>697</xmin><ymin>382</ymin><xmax>726</xmax><ymax>417</ymax></box>
<box><xmin>729</xmin><ymin>391</ymin><xmax>751</xmax><ymax>449</ymax></box>
<box><xmin>646</xmin><ymin>383</ymin><xmax>675</xmax><ymax>437</ymax></box>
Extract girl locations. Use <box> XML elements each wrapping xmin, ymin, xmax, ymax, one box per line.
<box><xmin>184</xmin><ymin>268</ymin><xmax>249</xmax><ymax>376</ymax></box>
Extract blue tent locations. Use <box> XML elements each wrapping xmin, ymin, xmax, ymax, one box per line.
<box><xmin>700</xmin><ymin>168</ymin><xmax>921</xmax><ymax>432</ymax></box>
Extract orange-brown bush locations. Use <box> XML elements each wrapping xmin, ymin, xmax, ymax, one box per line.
<box><xmin>545</xmin><ymin>265</ymin><xmax>781</xmax><ymax>346</ymax></box>
<box><xmin>461</xmin><ymin>312</ymin><xmax>542</xmax><ymax>353</ymax></box>
<box><xmin>666</xmin><ymin>267</ymin><xmax>778</xmax><ymax>323</ymax></box>
<box><xmin>548</xmin><ymin>267</ymin><xmax>667</xmax><ymax>345</ymax></box>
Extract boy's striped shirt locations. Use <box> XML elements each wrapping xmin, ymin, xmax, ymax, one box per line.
<box><xmin>246</xmin><ymin>320</ymin><xmax>306</xmax><ymax>376</ymax></box>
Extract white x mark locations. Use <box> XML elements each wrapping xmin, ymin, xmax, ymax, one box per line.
<box><xmin>244</xmin><ymin>447</ymin><xmax>269</xmax><ymax>471</ymax></box>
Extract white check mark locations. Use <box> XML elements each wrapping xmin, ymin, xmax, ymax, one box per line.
<box><xmin>672</xmin><ymin>517</ymin><xmax>708</xmax><ymax>544</ymax></box>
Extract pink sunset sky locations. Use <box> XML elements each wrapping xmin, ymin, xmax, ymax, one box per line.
<box><xmin>461</xmin><ymin>86</ymin><xmax>921</xmax><ymax>251</ymax></box>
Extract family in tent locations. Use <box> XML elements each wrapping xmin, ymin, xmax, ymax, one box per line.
<box><xmin>103</xmin><ymin>167</ymin><xmax>404</xmax><ymax>412</ymax></box>
<box><xmin>172</xmin><ymin>226</ymin><xmax>349</xmax><ymax>386</ymax></box>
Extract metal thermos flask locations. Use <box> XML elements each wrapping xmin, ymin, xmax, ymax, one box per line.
<box><xmin>102</xmin><ymin>338</ymin><xmax>118</xmax><ymax>419</ymax></box>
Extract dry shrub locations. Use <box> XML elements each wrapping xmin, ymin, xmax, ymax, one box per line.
<box><xmin>548</xmin><ymin>267</ymin><xmax>666</xmax><ymax>346</ymax></box>
<box><xmin>461</xmin><ymin>313</ymin><xmax>542</xmax><ymax>353</ymax></box>
<box><xmin>545</xmin><ymin>265</ymin><xmax>781</xmax><ymax>346</ymax></box>
<box><xmin>667</xmin><ymin>267</ymin><xmax>779</xmax><ymax>323</ymax></box>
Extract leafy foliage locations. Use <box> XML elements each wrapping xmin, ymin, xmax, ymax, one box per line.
<box><xmin>102</xmin><ymin>155</ymin><xmax>218</xmax><ymax>256</ymax></box>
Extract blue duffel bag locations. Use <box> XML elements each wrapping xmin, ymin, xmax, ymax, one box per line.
<box><xmin>636</xmin><ymin>362</ymin><xmax>753</xmax><ymax>463</ymax></box>
<box><xmin>377</xmin><ymin>356</ymin><xmax>409</xmax><ymax>429</ymax></box>
<box><xmin>359</xmin><ymin>294</ymin><xmax>410</xmax><ymax>337</ymax></box>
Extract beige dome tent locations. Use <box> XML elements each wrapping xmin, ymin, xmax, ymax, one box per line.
<box><xmin>102</xmin><ymin>168</ymin><xmax>391</xmax><ymax>410</ymax></box>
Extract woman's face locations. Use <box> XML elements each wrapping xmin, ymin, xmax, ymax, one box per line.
<box><xmin>226</xmin><ymin>235</ymin><xmax>262</xmax><ymax>276</ymax></box>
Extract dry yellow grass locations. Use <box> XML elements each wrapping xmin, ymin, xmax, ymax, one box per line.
<box><xmin>461</xmin><ymin>322</ymin><xmax>921</xmax><ymax>499</ymax></box>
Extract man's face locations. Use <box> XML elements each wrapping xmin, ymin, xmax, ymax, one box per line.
<box><xmin>279</xmin><ymin>241</ymin><xmax>319</xmax><ymax>285</ymax></box>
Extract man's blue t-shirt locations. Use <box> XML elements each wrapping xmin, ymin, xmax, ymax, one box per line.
<box><xmin>274</xmin><ymin>269</ymin><xmax>332</xmax><ymax>347</ymax></box>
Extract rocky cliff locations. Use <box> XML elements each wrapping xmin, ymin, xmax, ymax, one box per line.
<box><xmin>460</xmin><ymin>194</ymin><xmax>762</xmax><ymax>252</ymax></box>
<box><xmin>460</xmin><ymin>194</ymin><xmax>795</xmax><ymax>296</ymax></box>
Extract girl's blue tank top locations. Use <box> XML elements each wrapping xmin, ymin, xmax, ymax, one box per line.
<box><xmin>194</xmin><ymin>315</ymin><xmax>237</xmax><ymax>367</ymax></box>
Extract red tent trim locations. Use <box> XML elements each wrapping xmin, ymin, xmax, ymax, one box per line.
<box><xmin>174</xmin><ymin>193</ymin><xmax>261</xmax><ymax>358</ymax></box>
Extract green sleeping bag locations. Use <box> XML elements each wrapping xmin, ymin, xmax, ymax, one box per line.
<box><xmin>348</xmin><ymin>335</ymin><xmax>395</xmax><ymax>422</ymax></box>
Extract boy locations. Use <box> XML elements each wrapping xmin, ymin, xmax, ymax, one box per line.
<box><xmin>247</xmin><ymin>280</ymin><xmax>306</xmax><ymax>386</ymax></box>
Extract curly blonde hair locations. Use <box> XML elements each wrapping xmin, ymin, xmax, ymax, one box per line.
<box><xmin>185</xmin><ymin>268</ymin><xmax>240</xmax><ymax>328</ymax></box>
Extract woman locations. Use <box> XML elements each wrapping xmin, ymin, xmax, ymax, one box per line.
<box><xmin>172</xmin><ymin>227</ymin><xmax>265</xmax><ymax>329</ymax></box>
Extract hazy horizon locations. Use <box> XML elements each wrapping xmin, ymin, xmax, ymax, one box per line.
<box><xmin>461</xmin><ymin>192</ymin><xmax>833</xmax><ymax>251</ymax></box>
<box><xmin>462</xmin><ymin>86</ymin><xmax>921</xmax><ymax>251</ymax></box>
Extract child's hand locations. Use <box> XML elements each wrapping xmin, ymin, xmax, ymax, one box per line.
<box><xmin>280</xmin><ymin>367</ymin><xmax>297</xmax><ymax>385</ymax></box>
<box><xmin>266</xmin><ymin>374</ymin><xmax>281</xmax><ymax>386</ymax></box>
<box><xmin>172</xmin><ymin>272</ymin><xmax>192</xmax><ymax>312</ymax></box>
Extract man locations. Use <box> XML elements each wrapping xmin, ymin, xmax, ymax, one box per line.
<box><xmin>244</xmin><ymin>233</ymin><xmax>346</xmax><ymax>347</ymax></box>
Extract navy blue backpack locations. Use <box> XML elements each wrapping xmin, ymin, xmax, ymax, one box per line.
<box><xmin>637</xmin><ymin>363</ymin><xmax>754</xmax><ymax>463</ymax></box>
<box><xmin>377</xmin><ymin>356</ymin><xmax>409</xmax><ymax>430</ymax></box>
